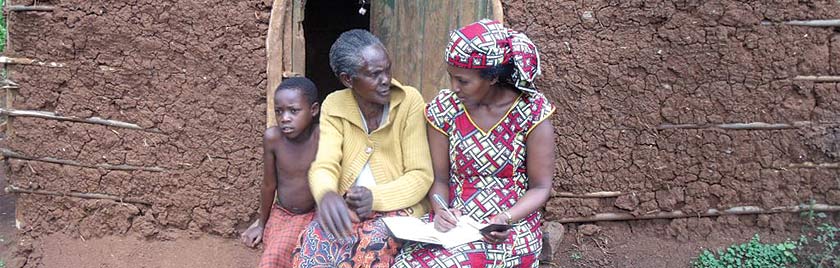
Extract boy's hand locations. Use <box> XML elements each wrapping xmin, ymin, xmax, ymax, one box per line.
<box><xmin>318</xmin><ymin>191</ymin><xmax>354</xmax><ymax>239</ymax></box>
<box><xmin>344</xmin><ymin>186</ymin><xmax>373</xmax><ymax>220</ymax></box>
<box><xmin>240</xmin><ymin>220</ymin><xmax>264</xmax><ymax>247</ymax></box>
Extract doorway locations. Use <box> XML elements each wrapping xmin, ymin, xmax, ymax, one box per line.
<box><xmin>303</xmin><ymin>0</ymin><xmax>370</xmax><ymax>102</ymax></box>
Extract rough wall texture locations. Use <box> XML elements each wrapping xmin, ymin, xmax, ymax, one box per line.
<box><xmin>7</xmin><ymin>0</ymin><xmax>271</xmax><ymax>238</ymax></box>
<box><xmin>5</xmin><ymin>0</ymin><xmax>840</xmax><ymax>246</ymax></box>
<box><xmin>502</xmin><ymin>0</ymin><xmax>840</xmax><ymax>229</ymax></box>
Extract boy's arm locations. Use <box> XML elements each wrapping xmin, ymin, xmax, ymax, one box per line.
<box><xmin>258</xmin><ymin>129</ymin><xmax>280</xmax><ymax>227</ymax></box>
<box><xmin>368</xmin><ymin>93</ymin><xmax>434</xmax><ymax>211</ymax></box>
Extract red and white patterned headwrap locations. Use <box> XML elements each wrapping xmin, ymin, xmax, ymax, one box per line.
<box><xmin>445</xmin><ymin>19</ymin><xmax>541</xmax><ymax>95</ymax></box>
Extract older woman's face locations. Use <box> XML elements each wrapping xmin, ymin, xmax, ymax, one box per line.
<box><xmin>342</xmin><ymin>45</ymin><xmax>392</xmax><ymax>106</ymax></box>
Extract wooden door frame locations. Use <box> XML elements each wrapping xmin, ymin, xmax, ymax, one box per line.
<box><xmin>266</xmin><ymin>0</ymin><xmax>305</xmax><ymax>128</ymax></box>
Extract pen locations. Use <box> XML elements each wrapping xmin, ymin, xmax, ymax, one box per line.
<box><xmin>432</xmin><ymin>193</ymin><xmax>458</xmax><ymax>220</ymax></box>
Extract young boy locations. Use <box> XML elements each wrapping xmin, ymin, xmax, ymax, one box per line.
<box><xmin>241</xmin><ymin>77</ymin><xmax>320</xmax><ymax>268</ymax></box>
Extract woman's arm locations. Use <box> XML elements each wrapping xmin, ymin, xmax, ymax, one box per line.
<box><xmin>499</xmin><ymin>118</ymin><xmax>556</xmax><ymax>223</ymax></box>
<box><xmin>309</xmin><ymin>105</ymin><xmax>354</xmax><ymax>238</ymax></box>
<box><xmin>427</xmin><ymin>124</ymin><xmax>461</xmax><ymax>231</ymax></box>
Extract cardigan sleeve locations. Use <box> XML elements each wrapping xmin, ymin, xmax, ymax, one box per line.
<box><xmin>308</xmin><ymin>101</ymin><xmax>344</xmax><ymax>205</ymax></box>
<box><xmin>368</xmin><ymin>90</ymin><xmax>434</xmax><ymax>211</ymax></box>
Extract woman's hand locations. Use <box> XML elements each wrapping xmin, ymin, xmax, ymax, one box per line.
<box><xmin>240</xmin><ymin>220</ymin><xmax>264</xmax><ymax>247</ymax></box>
<box><xmin>483</xmin><ymin>213</ymin><xmax>511</xmax><ymax>244</ymax></box>
<box><xmin>432</xmin><ymin>207</ymin><xmax>461</xmax><ymax>232</ymax></box>
<box><xmin>344</xmin><ymin>186</ymin><xmax>373</xmax><ymax>220</ymax></box>
<box><xmin>317</xmin><ymin>191</ymin><xmax>354</xmax><ymax>239</ymax></box>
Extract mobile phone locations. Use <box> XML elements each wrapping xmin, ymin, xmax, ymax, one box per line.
<box><xmin>479</xmin><ymin>223</ymin><xmax>512</xmax><ymax>235</ymax></box>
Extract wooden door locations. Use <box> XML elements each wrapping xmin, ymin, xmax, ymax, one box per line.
<box><xmin>370</xmin><ymin>0</ymin><xmax>503</xmax><ymax>100</ymax></box>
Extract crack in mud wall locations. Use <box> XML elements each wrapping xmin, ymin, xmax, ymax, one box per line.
<box><xmin>502</xmin><ymin>0</ymin><xmax>840</xmax><ymax>235</ymax></box>
<box><xmin>7</xmin><ymin>0</ymin><xmax>272</xmax><ymax>238</ymax></box>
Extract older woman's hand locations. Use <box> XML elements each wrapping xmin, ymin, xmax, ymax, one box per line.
<box><xmin>318</xmin><ymin>191</ymin><xmax>354</xmax><ymax>239</ymax></box>
<box><xmin>345</xmin><ymin>186</ymin><xmax>373</xmax><ymax>220</ymax></box>
<box><xmin>482</xmin><ymin>213</ymin><xmax>511</xmax><ymax>244</ymax></box>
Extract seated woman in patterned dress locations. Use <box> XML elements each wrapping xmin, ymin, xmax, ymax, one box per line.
<box><xmin>392</xmin><ymin>19</ymin><xmax>556</xmax><ymax>268</ymax></box>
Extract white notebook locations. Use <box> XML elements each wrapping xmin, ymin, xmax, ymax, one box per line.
<box><xmin>382</xmin><ymin>215</ymin><xmax>486</xmax><ymax>249</ymax></box>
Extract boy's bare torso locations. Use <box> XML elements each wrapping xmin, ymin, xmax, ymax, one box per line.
<box><xmin>268</xmin><ymin>126</ymin><xmax>319</xmax><ymax>214</ymax></box>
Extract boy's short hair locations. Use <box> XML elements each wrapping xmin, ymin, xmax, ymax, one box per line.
<box><xmin>276</xmin><ymin>77</ymin><xmax>318</xmax><ymax>105</ymax></box>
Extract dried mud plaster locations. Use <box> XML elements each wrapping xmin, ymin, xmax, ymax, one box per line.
<box><xmin>4</xmin><ymin>0</ymin><xmax>840</xmax><ymax>250</ymax></box>
<box><xmin>502</xmin><ymin>0</ymin><xmax>840</xmax><ymax>238</ymax></box>
<box><xmin>7</xmin><ymin>0</ymin><xmax>271</xmax><ymax>239</ymax></box>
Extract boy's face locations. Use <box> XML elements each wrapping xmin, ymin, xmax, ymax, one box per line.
<box><xmin>274</xmin><ymin>88</ymin><xmax>319</xmax><ymax>139</ymax></box>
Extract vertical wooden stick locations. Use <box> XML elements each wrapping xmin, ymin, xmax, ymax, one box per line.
<box><xmin>491</xmin><ymin>0</ymin><xmax>504</xmax><ymax>24</ymax></box>
<box><xmin>3</xmin><ymin>81</ymin><xmax>17</xmax><ymax>138</ymax></box>
<box><xmin>265</xmin><ymin>0</ymin><xmax>288</xmax><ymax>128</ymax></box>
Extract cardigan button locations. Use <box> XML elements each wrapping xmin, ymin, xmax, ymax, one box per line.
<box><xmin>365</xmin><ymin>147</ymin><xmax>373</xmax><ymax>154</ymax></box>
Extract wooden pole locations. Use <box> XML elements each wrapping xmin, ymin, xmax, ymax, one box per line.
<box><xmin>5</xmin><ymin>185</ymin><xmax>151</xmax><ymax>205</ymax></box>
<box><xmin>1</xmin><ymin>148</ymin><xmax>166</xmax><ymax>172</ymax></box>
<box><xmin>557</xmin><ymin>204</ymin><xmax>840</xmax><ymax>223</ymax></box>
<box><xmin>0</xmin><ymin>108</ymin><xmax>162</xmax><ymax>133</ymax></box>
<box><xmin>657</xmin><ymin>122</ymin><xmax>810</xmax><ymax>130</ymax></box>
<box><xmin>491</xmin><ymin>0</ymin><xmax>504</xmax><ymax>24</ymax></box>
<box><xmin>265</xmin><ymin>0</ymin><xmax>288</xmax><ymax>128</ymax></box>
<box><xmin>788</xmin><ymin>162</ymin><xmax>840</xmax><ymax>169</ymax></box>
<box><xmin>2</xmin><ymin>80</ymin><xmax>16</xmax><ymax>138</ymax></box>
<box><xmin>794</xmin><ymin>75</ymin><xmax>840</xmax><ymax>82</ymax></box>
<box><xmin>0</xmin><ymin>56</ymin><xmax>65</xmax><ymax>67</ymax></box>
<box><xmin>4</xmin><ymin>5</ymin><xmax>55</xmax><ymax>12</ymax></box>
<box><xmin>761</xmin><ymin>19</ymin><xmax>840</xmax><ymax>27</ymax></box>
<box><xmin>554</xmin><ymin>191</ymin><xmax>623</xmax><ymax>198</ymax></box>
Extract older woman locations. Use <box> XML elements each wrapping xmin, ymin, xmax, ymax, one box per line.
<box><xmin>291</xmin><ymin>29</ymin><xmax>433</xmax><ymax>267</ymax></box>
<box><xmin>393</xmin><ymin>20</ymin><xmax>556</xmax><ymax>267</ymax></box>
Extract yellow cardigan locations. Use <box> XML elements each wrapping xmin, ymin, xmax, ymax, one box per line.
<box><xmin>309</xmin><ymin>79</ymin><xmax>433</xmax><ymax>217</ymax></box>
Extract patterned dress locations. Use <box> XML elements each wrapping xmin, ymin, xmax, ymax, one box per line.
<box><xmin>292</xmin><ymin>210</ymin><xmax>408</xmax><ymax>268</ymax></box>
<box><xmin>393</xmin><ymin>89</ymin><xmax>555</xmax><ymax>268</ymax></box>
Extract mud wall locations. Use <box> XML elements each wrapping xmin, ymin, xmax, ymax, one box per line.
<box><xmin>6</xmin><ymin>0</ymin><xmax>271</xmax><ymax>238</ymax></box>
<box><xmin>502</xmin><ymin>0</ymin><xmax>840</xmax><ymax>232</ymax></box>
<box><xmin>5</xmin><ymin>0</ymin><xmax>840</xmax><ymax>242</ymax></box>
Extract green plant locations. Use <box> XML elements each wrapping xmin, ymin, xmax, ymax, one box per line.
<box><xmin>570</xmin><ymin>251</ymin><xmax>582</xmax><ymax>261</ymax></box>
<box><xmin>798</xmin><ymin>223</ymin><xmax>840</xmax><ymax>268</ymax></box>
<box><xmin>0</xmin><ymin>259</ymin><xmax>6</xmax><ymax>268</ymax></box>
<box><xmin>692</xmin><ymin>234</ymin><xmax>797</xmax><ymax>268</ymax></box>
<box><xmin>797</xmin><ymin>198</ymin><xmax>840</xmax><ymax>268</ymax></box>
<box><xmin>801</xmin><ymin>199</ymin><xmax>828</xmax><ymax>226</ymax></box>
<box><xmin>0</xmin><ymin>0</ymin><xmax>5</xmax><ymax>52</ymax></box>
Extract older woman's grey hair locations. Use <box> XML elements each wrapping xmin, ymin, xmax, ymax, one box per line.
<box><xmin>329</xmin><ymin>29</ymin><xmax>385</xmax><ymax>78</ymax></box>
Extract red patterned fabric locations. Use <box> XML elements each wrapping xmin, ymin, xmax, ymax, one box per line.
<box><xmin>393</xmin><ymin>89</ymin><xmax>555</xmax><ymax>268</ymax></box>
<box><xmin>291</xmin><ymin>210</ymin><xmax>409</xmax><ymax>268</ymax></box>
<box><xmin>259</xmin><ymin>205</ymin><xmax>314</xmax><ymax>268</ymax></box>
<box><xmin>445</xmin><ymin>19</ymin><xmax>541</xmax><ymax>95</ymax></box>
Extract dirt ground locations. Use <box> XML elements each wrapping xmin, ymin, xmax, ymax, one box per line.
<box><xmin>15</xmin><ymin>233</ymin><xmax>259</xmax><ymax>268</ymax></box>
<box><xmin>1</xmin><ymin>0</ymin><xmax>839</xmax><ymax>267</ymax></box>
